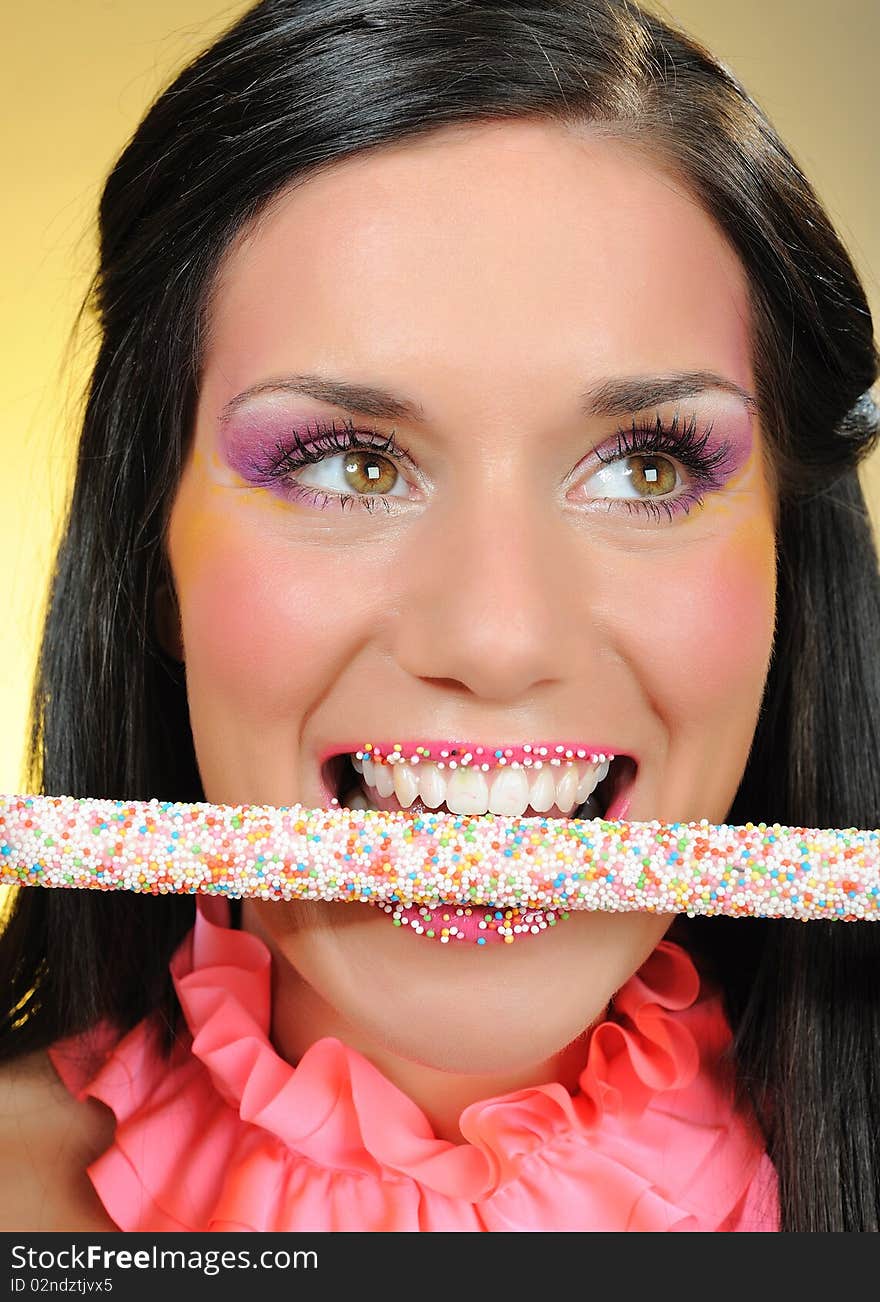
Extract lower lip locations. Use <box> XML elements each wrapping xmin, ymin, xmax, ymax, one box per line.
<box><xmin>368</xmin><ymin>900</ymin><xmax>569</xmax><ymax>946</ymax></box>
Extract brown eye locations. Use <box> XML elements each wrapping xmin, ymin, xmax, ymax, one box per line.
<box><xmin>625</xmin><ymin>454</ymin><xmax>678</xmax><ymax>497</ymax></box>
<box><xmin>581</xmin><ymin>449</ymin><xmax>681</xmax><ymax>505</ymax></box>
<box><xmin>342</xmin><ymin>451</ymin><xmax>400</xmax><ymax>494</ymax></box>
<box><xmin>288</xmin><ymin>442</ymin><xmax>412</xmax><ymax>505</ymax></box>
<box><xmin>576</xmin><ymin>411</ymin><xmax>740</xmax><ymax>525</ymax></box>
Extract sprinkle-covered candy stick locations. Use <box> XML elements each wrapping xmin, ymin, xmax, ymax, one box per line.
<box><xmin>1</xmin><ymin>793</ymin><xmax>878</xmax><ymax>943</ymax></box>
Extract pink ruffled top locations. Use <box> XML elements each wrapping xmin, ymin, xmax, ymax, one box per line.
<box><xmin>49</xmin><ymin>896</ymin><xmax>779</xmax><ymax>1231</ymax></box>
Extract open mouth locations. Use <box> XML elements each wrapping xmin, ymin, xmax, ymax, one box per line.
<box><xmin>317</xmin><ymin>749</ymin><xmax>638</xmax><ymax>946</ymax></box>
<box><xmin>321</xmin><ymin>751</ymin><xmax>638</xmax><ymax>822</ymax></box>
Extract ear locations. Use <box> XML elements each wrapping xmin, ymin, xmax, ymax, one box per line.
<box><xmin>153</xmin><ymin>581</ymin><xmax>185</xmax><ymax>664</ymax></box>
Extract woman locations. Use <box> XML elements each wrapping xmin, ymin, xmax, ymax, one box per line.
<box><xmin>2</xmin><ymin>0</ymin><xmax>879</xmax><ymax>1232</ymax></box>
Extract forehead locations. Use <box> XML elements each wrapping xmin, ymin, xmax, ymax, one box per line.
<box><xmin>203</xmin><ymin>119</ymin><xmax>754</xmax><ymax>416</ymax></box>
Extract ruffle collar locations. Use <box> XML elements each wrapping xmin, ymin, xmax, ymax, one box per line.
<box><xmin>50</xmin><ymin>897</ymin><xmax>779</xmax><ymax>1231</ymax></box>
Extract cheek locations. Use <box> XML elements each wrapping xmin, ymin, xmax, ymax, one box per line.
<box><xmin>691</xmin><ymin>544</ymin><xmax>772</xmax><ymax>697</ymax></box>
<box><xmin>613</xmin><ymin>518</ymin><xmax>777</xmax><ymax>722</ymax></box>
<box><xmin>168</xmin><ymin>488</ymin><xmax>368</xmax><ymax>721</ymax></box>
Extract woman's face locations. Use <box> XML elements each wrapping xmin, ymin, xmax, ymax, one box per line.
<box><xmin>160</xmin><ymin>120</ymin><xmax>777</xmax><ymax>1076</ymax></box>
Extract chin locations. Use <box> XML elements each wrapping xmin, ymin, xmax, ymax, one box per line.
<box><xmin>327</xmin><ymin>925</ymin><xmax>635</xmax><ymax>1077</ymax></box>
<box><xmin>367</xmin><ymin>1003</ymin><xmax>597</xmax><ymax>1078</ymax></box>
<box><xmin>247</xmin><ymin>867</ymin><xmax>675</xmax><ymax>1079</ymax></box>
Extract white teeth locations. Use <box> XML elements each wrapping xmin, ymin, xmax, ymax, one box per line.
<box><xmin>444</xmin><ymin>766</ymin><xmax>490</xmax><ymax>815</ymax></box>
<box><xmin>347</xmin><ymin>753</ymin><xmax>613</xmax><ymax>819</ymax></box>
<box><xmin>418</xmin><ymin>763</ymin><xmax>446</xmax><ymax>809</ymax></box>
<box><xmin>373</xmin><ymin>761</ymin><xmax>395</xmax><ymax>798</ymax></box>
<box><xmin>488</xmin><ymin>766</ymin><xmax>531</xmax><ymax>815</ymax></box>
<box><xmin>575</xmin><ymin>766</ymin><xmax>598</xmax><ymax>803</ymax></box>
<box><xmin>343</xmin><ymin>785</ymin><xmax>370</xmax><ymax>810</ymax></box>
<box><xmin>527</xmin><ymin>766</ymin><xmax>558</xmax><ymax>812</ymax></box>
<box><xmin>555</xmin><ymin>763</ymin><xmax>580</xmax><ymax>810</ymax></box>
<box><xmin>392</xmin><ymin>761</ymin><xmax>420</xmax><ymax>808</ymax></box>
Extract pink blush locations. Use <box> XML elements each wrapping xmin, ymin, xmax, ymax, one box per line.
<box><xmin>670</xmin><ymin>518</ymin><xmax>777</xmax><ymax>708</ymax></box>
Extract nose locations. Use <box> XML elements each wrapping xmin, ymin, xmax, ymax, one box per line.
<box><xmin>390</xmin><ymin>478</ymin><xmax>586</xmax><ymax>702</ymax></box>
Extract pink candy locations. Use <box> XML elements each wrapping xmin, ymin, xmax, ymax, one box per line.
<box><xmin>1</xmin><ymin>792</ymin><xmax>878</xmax><ymax>921</ymax></box>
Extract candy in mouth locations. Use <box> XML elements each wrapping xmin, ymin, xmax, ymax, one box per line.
<box><xmin>3</xmin><ymin>792</ymin><xmax>876</xmax><ymax>923</ymax></box>
<box><xmin>320</xmin><ymin>751</ymin><xmax>635</xmax><ymax>947</ymax></box>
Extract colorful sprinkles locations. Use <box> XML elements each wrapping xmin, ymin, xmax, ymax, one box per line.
<box><xmin>354</xmin><ymin>743</ymin><xmax>614</xmax><ymax>769</ymax></box>
<box><xmin>1</xmin><ymin>794</ymin><xmax>878</xmax><ymax>939</ymax></box>
<box><xmin>370</xmin><ymin>900</ymin><xmax>568</xmax><ymax>945</ymax></box>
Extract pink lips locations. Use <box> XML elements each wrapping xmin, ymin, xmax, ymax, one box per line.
<box><xmin>348</xmin><ymin>741</ymin><xmax>622</xmax><ymax>769</ymax></box>
<box><xmin>369</xmin><ymin>900</ymin><xmax>568</xmax><ymax>946</ymax></box>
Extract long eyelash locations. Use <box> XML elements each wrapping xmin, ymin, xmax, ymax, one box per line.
<box><xmin>260</xmin><ymin>416</ymin><xmax>409</xmax><ymax>513</ymax></box>
<box><xmin>257</xmin><ymin>410</ymin><xmax>735</xmax><ymax>521</ymax></box>
<box><xmin>596</xmin><ymin>410</ymin><xmax>737</xmax><ymax>523</ymax></box>
<box><xmin>272</xmin><ymin>416</ymin><xmax>401</xmax><ymax>467</ymax></box>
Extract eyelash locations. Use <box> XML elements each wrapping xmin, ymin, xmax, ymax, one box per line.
<box><xmin>255</xmin><ymin>411</ymin><xmax>737</xmax><ymax>523</ymax></box>
<box><xmin>593</xmin><ymin>410</ymin><xmax>736</xmax><ymax>523</ymax></box>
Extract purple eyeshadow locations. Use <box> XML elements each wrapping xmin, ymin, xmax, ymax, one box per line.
<box><xmin>219</xmin><ymin>411</ymin><xmax>314</xmax><ymax>484</ymax></box>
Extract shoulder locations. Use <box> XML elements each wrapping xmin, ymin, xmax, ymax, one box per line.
<box><xmin>0</xmin><ymin>1047</ymin><xmax>117</xmax><ymax>1230</ymax></box>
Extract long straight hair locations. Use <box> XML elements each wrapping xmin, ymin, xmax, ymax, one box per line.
<box><xmin>2</xmin><ymin>0</ymin><xmax>879</xmax><ymax>1231</ymax></box>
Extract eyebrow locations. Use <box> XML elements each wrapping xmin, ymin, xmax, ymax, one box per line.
<box><xmin>217</xmin><ymin>368</ymin><xmax>758</xmax><ymax>425</ymax></box>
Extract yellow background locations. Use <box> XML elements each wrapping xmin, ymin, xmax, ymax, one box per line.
<box><xmin>2</xmin><ymin>0</ymin><xmax>878</xmax><ymax>793</ymax></box>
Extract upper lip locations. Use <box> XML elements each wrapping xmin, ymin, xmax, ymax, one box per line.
<box><xmin>317</xmin><ymin>739</ymin><xmax>638</xmax><ymax>805</ymax></box>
